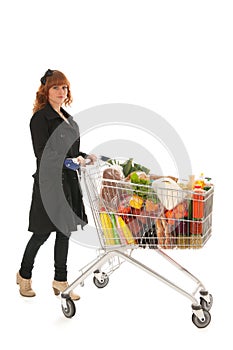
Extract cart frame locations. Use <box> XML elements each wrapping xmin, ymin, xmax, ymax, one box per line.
<box><xmin>60</xmin><ymin>160</ymin><xmax>213</xmax><ymax>328</ymax></box>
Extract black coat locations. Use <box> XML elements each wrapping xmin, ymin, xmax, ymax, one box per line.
<box><xmin>28</xmin><ymin>103</ymin><xmax>88</xmax><ymax>235</ymax></box>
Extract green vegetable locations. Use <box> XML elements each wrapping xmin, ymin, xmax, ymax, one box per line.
<box><xmin>122</xmin><ymin>158</ymin><xmax>133</xmax><ymax>177</ymax></box>
<box><xmin>132</xmin><ymin>162</ymin><xmax>150</xmax><ymax>175</ymax></box>
<box><xmin>110</xmin><ymin>214</ymin><xmax>121</xmax><ymax>245</ymax></box>
<box><xmin>107</xmin><ymin>158</ymin><xmax>150</xmax><ymax>177</ymax></box>
<box><xmin>130</xmin><ymin>172</ymin><xmax>150</xmax><ymax>185</ymax></box>
<box><xmin>188</xmin><ymin>199</ymin><xmax>192</xmax><ymax>220</ymax></box>
<box><xmin>130</xmin><ymin>172</ymin><xmax>151</xmax><ymax>199</ymax></box>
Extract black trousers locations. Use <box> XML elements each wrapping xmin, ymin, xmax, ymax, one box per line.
<box><xmin>19</xmin><ymin>231</ymin><xmax>70</xmax><ymax>281</ymax></box>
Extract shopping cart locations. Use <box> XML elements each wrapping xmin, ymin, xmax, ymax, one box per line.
<box><xmin>60</xmin><ymin>158</ymin><xmax>214</xmax><ymax>328</ymax></box>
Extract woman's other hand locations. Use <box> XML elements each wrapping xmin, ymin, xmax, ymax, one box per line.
<box><xmin>86</xmin><ymin>154</ymin><xmax>97</xmax><ymax>165</ymax></box>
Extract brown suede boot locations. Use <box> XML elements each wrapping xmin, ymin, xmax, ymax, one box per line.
<box><xmin>52</xmin><ymin>280</ymin><xmax>80</xmax><ymax>300</ymax></box>
<box><xmin>16</xmin><ymin>272</ymin><xmax>36</xmax><ymax>297</ymax></box>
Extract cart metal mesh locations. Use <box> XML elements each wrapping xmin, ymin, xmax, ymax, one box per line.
<box><xmin>83</xmin><ymin>160</ymin><xmax>214</xmax><ymax>250</ymax></box>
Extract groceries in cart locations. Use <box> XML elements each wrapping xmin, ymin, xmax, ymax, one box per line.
<box><xmin>98</xmin><ymin>158</ymin><xmax>214</xmax><ymax>250</ymax></box>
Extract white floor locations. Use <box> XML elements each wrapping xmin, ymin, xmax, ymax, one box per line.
<box><xmin>3</xmin><ymin>223</ymin><xmax>231</xmax><ymax>350</ymax></box>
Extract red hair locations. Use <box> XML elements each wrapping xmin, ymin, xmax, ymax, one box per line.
<box><xmin>33</xmin><ymin>70</ymin><xmax>73</xmax><ymax>113</ymax></box>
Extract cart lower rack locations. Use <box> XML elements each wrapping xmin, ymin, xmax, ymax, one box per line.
<box><xmin>60</xmin><ymin>160</ymin><xmax>214</xmax><ymax>328</ymax></box>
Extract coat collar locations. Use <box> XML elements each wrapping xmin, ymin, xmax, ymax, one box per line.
<box><xmin>43</xmin><ymin>103</ymin><xmax>73</xmax><ymax>121</ymax></box>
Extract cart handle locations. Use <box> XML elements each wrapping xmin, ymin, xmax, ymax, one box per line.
<box><xmin>64</xmin><ymin>157</ymin><xmax>91</xmax><ymax>170</ymax></box>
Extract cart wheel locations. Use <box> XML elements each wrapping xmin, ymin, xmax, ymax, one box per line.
<box><xmin>200</xmin><ymin>294</ymin><xmax>213</xmax><ymax>311</ymax></box>
<box><xmin>93</xmin><ymin>273</ymin><xmax>109</xmax><ymax>288</ymax></box>
<box><xmin>62</xmin><ymin>298</ymin><xmax>76</xmax><ymax>318</ymax></box>
<box><xmin>192</xmin><ymin>309</ymin><xmax>211</xmax><ymax>328</ymax></box>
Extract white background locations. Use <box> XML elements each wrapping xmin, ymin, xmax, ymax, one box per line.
<box><xmin>1</xmin><ymin>0</ymin><xmax>232</xmax><ymax>349</ymax></box>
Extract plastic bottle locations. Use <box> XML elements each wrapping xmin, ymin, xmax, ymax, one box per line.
<box><xmin>190</xmin><ymin>221</ymin><xmax>203</xmax><ymax>235</ymax></box>
<box><xmin>190</xmin><ymin>184</ymin><xmax>204</xmax><ymax>236</ymax></box>
<box><xmin>195</xmin><ymin>173</ymin><xmax>205</xmax><ymax>188</ymax></box>
<box><xmin>192</xmin><ymin>184</ymin><xmax>204</xmax><ymax>219</ymax></box>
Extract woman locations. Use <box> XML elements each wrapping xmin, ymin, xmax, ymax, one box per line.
<box><xmin>17</xmin><ymin>69</ymin><xmax>96</xmax><ymax>299</ymax></box>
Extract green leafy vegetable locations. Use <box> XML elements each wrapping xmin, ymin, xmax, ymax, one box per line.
<box><xmin>130</xmin><ymin>172</ymin><xmax>151</xmax><ymax>199</ymax></box>
<box><xmin>107</xmin><ymin>158</ymin><xmax>150</xmax><ymax>177</ymax></box>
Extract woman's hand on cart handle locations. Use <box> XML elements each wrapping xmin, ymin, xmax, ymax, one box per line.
<box><xmin>76</xmin><ymin>156</ymin><xmax>87</xmax><ymax>167</ymax></box>
<box><xmin>85</xmin><ymin>154</ymin><xmax>97</xmax><ymax>165</ymax></box>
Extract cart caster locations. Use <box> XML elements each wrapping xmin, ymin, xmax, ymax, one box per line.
<box><xmin>200</xmin><ymin>293</ymin><xmax>213</xmax><ymax>311</ymax></box>
<box><xmin>192</xmin><ymin>309</ymin><xmax>211</xmax><ymax>328</ymax></box>
<box><xmin>93</xmin><ymin>270</ymin><xmax>109</xmax><ymax>288</ymax></box>
<box><xmin>61</xmin><ymin>298</ymin><xmax>76</xmax><ymax>318</ymax></box>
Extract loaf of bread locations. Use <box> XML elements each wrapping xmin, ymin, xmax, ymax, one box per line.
<box><xmin>156</xmin><ymin>218</ymin><xmax>173</xmax><ymax>249</ymax></box>
<box><xmin>101</xmin><ymin>167</ymin><xmax>123</xmax><ymax>205</ymax></box>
